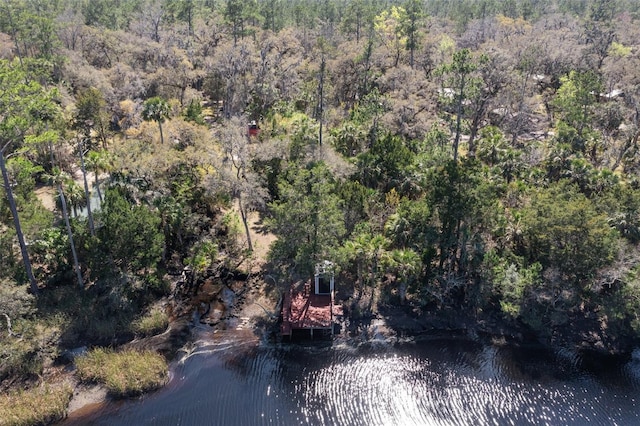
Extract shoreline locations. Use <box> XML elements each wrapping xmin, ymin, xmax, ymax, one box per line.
<box><xmin>57</xmin><ymin>269</ymin><xmax>639</xmax><ymax>422</ymax></box>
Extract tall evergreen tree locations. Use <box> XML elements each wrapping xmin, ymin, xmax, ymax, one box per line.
<box><xmin>0</xmin><ymin>59</ymin><xmax>59</xmax><ymax>294</ymax></box>
<box><xmin>268</xmin><ymin>162</ymin><xmax>345</xmax><ymax>278</ymax></box>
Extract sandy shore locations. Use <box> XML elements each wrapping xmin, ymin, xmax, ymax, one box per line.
<box><xmin>66</xmin><ymin>382</ymin><xmax>108</xmax><ymax>416</ymax></box>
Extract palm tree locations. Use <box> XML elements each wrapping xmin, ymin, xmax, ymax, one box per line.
<box><xmin>386</xmin><ymin>249</ymin><xmax>421</xmax><ymax>304</ymax></box>
<box><xmin>85</xmin><ymin>149</ymin><xmax>112</xmax><ymax>203</ymax></box>
<box><xmin>64</xmin><ymin>180</ymin><xmax>86</xmax><ymax>218</ymax></box>
<box><xmin>48</xmin><ymin>168</ymin><xmax>83</xmax><ymax>287</ymax></box>
<box><xmin>342</xmin><ymin>231</ymin><xmax>389</xmax><ymax>298</ymax></box>
<box><xmin>142</xmin><ymin>97</ymin><xmax>171</xmax><ymax>145</ymax></box>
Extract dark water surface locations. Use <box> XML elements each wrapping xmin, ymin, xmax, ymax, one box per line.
<box><xmin>65</xmin><ymin>328</ymin><xmax>640</xmax><ymax>426</ymax></box>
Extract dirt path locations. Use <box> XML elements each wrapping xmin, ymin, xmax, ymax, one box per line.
<box><xmin>214</xmin><ymin>201</ymin><xmax>280</xmax><ymax>320</ymax></box>
<box><xmin>35</xmin><ymin>185</ymin><xmax>56</xmax><ymax>211</ymax></box>
<box><xmin>231</xmin><ymin>200</ymin><xmax>277</xmax><ymax>272</ymax></box>
<box><xmin>35</xmin><ymin>170</ymin><xmax>98</xmax><ymax>213</ymax></box>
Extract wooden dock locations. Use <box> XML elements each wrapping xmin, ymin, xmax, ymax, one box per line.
<box><xmin>281</xmin><ymin>282</ymin><xmax>342</xmax><ymax>338</ymax></box>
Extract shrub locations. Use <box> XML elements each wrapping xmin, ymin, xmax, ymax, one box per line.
<box><xmin>519</xmin><ymin>181</ymin><xmax>618</xmax><ymax>285</ymax></box>
<box><xmin>0</xmin><ymin>280</ymin><xmax>42</xmax><ymax>380</ymax></box>
<box><xmin>0</xmin><ymin>384</ymin><xmax>72</xmax><ymax>426</ymax></box>
<box><xmin>99</xmin><ymin>187</ymin><xmax>164</xmax><ymax>272</ymax></box>
<box><xmin>36</xmin><ymin>284</ymin><xmax>136</xmax><ymax>346</ymax></box>
<box><xmin>75</xmin><ymin>348</ymin><xmax>168</xmax><ymax>397</ymax></box>
<box><xmin>0</xmin><ymin>337</ymin><xmax>43</xmax><ymax>381</ymax></box>
<box><xmin>131</xmin><ymin>306</ymin><xmax>169</xmax><ymax>337</ymax></box>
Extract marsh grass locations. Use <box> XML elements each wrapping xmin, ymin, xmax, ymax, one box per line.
<box><xmin>0</xmin><ymin>384</ymin><xmax>73</xmax><ymax>426</ymax></box>
<box><xmin>131</xmin><ymin>305</ymin><xmax>169</xmax><ymax>337</ymax></box>
<box><xmin>75</xmin><ymin>348</ymin><xmax>168</xmax><ymax>397</ymax></box>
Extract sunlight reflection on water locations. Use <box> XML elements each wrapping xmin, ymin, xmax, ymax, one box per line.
<box><xmin>63</xmin><ymin>330</ymin><xmax>640</xmax><ymax>426</ymax></box>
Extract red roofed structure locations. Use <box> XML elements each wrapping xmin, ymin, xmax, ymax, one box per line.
<box><xmin>281</xmin><ymin>261</ymin><xmax>342</xmax><ymax>339</ymax></box>
<box><xmin>248</xmin><ymin>120</ymin><xmax>259</xmax><ymax>137</ymax></box>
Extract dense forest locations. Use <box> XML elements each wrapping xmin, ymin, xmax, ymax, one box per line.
<box><xmin>3</xmin><ymin>0</ymin><xmax>640</xmax><ymax>418</ymax></box>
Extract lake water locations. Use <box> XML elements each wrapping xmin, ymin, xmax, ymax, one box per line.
<box><xmin>64</xmin><ymin>328</ymin><xmax>640</xmax><ymax>425</ymax></box>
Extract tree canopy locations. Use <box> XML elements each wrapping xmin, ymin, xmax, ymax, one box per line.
<box><xmin>3</xmin><ymin>0</ymin><xmax>640</xmax><ymax>395</ymax></box>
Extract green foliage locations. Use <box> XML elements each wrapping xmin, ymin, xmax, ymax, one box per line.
<box><xmin>8</xmin><ymin>190</ymin><xmax>54</xmax><ymax>237</ymax></box>
<box><xmin>475</xmin><ymin>126</ymin><xmax>524</xmax><ymax>183</ymax></box>
<box><xmin>385</xmin><ymin>198</ymin><xmax>436</xmax><ymax>260</ymax></box>
<box><xmin>374</xmin><ymin>5</ymin><xmax>408</xmax><ymax>64</ymax></box>
<box><xmin>5</xmin><ymin>157</ymin><xmax>43</xmax><ymax>200</ymax></box>
<box><xmin>22</xmin><ymin>129</ymin><xmax>60</xmax><ymax>175</ymax></box>
<box><xmin>154</xmin><ymin>195</ymin><xmax>187</xmax><ymax>254</ymax></box>
<box><xmin>85</xmin><ymin>149</ymin><xmax>113</xmax><ymax>177</ymax></box>
<box><xmin>142</xmin><ymin>96</ymin><xmax>171</xmax><ymax>124</ymax></box>
<box><xmin>542</xmin><ymin>141</ymin><xmax>620</xmax><ymax>196</ymax></box>
<box><xmin>552</xmin><ymin>70</ymin><xmax>603</xmax><ymax>150</ymax></box>
<box><xmin>357</xmin><ymin>133</ymin><xmax>414</xmax><ymax>195</ymax></box>
<box><xmin>599</xmin><ymin>185</ymin><xmax>640</xmax><ymax>244</ymax></box>
<box><xmin>0</xmin><ymin>59</ymin><xmax>59</xmax><ymax>145</ymax></box>
<box><xmin>0</xmin><ymin>279</ymin><xmax>61</xmax><ymax>381</ymax></box>
<box><xmin>224</xmin><ymin>0</ymin><xmax>257</xmax><ymax>42</ymax></box>
<box><xmin>185</xmin><ymin>239</ymin><xmax>218</xmax><ymax>275</ymax></box>
<box><xmin>183</xmin><ymin>99</ymin><xmax>205</xmax><ymax>125</ymax></box>
<box><xmin>339</xmin><ymin>224</ymin><xmax>390</xmax><ymax>288</ymax></box>
<box><xmin>400</xmin><ymin>0</ymin><xmax>425</xmax><ymax>66</ymax></box>
<box><xmin>289</xmin><ymin>115</ymin><xmax>319</xmax><ymax>161</ymax></box>
<box><xmin>74</xmin><ymin>87</ymin><xmax>106</xmax><ymax>128</ymax></box>
<box><xmin>608</xmin><ymin>41</ymin><xmax>632</xmax><ymax>57</ymax></box>
<box><xmin>0</xmin><ymin>233</ymin><xmax>19</xmax><ymax>280</ymax></box>
<box><xmin>99</xmin><ymin>187</ymin><xmax>164</xmax><ymax>272</ymax></box>
<box><xmin>337</xmin><ymin>180</ymin><xmax>377</xmax><ymax>234</ymax></box>
<box><xmin>268</xmin><ymin>162</ymin><xmax>346</xmax><ymax>278</ymax></box>
<box><xmin>76</xmin><ymin>348</ymin><xmax>168</xmax><ymax>397</ymax></box>
<box><xmin>436</xmin><ymin>48</ymin><xmax>488</xmax><ymax>160</ymax></box>
<box><xmin>0</xmin><ymin>331</ymin><xmax>45</xmax><ymax>381</ymax></box>
<box><xmin>0</xmin><ymin>0</ymin><xmax>61</xmax><ymax>60</ymax></box>
<box><xmin>615</xmin><ymin>272</ymin><xmax>640</xmax><ymax>334</ymax></box>
<box><xmin>30</xmin><ymin>227</ymin><xmax>70</xmax><ymax>278</ymax></box>
<box><xmin>332</xmin><ymin>90</ymin><xmax>385</xmax><ymax>157</ymax></box>
<box><xmin>341</xmin><ymin>0</ymin><xmax>377</xmax><ymax>42</ymax></box>
<box><xmin>383</xmin><ymin>247</ymin><xmax>422</xmax><ymax>302</ymax></box>
<box><xmin>0</xmin><ymin>0</ymin><xmax>639</xmax><ymax>371</ymax></box>
<box><xmin>82</xmin><ymin>0</ymin><xmax>141</xmax><ymax>29</ymax></box>
<box><xmin>597</xmin><ymin>264</ymin><xmax>640</xmax><ymax>339</ymax></box>
<box><xmin>251</xmin><ymin>151</ymin><xmax>282</xmax><ymax>200</ymax></box>
<box><xmin>420</xmin><ymin>124</ymin><xmax>450</xmax><ymax>151</ymax></box>
<box><xmin>73</xmin><ymin>87</ymin><xmax>110</xmax><ymax>149</ymax></box>
<box><xmin>483</xmin><ymin>252</ymin><xmax>542</xmax><ymax>319</ymax></box>
<box><xmin>142</xmin><ymin>96</ymin><xmax>171</xmax><ymax>144</ymax></box>
<box><xmin>331</xmin><ymin>121</ymin><xmax>367</xmax><ymax>157</ymax></box>
<box><xmin>437</xmin><ymin>47</ymin><xmax>479</xmax><ymax>96</ymax></box>
<box><xmin>350</xmin><ymin>89</ymin><xmax>385</xmax><ymax>126</ymax></box>
<box><xmin>168</xmin><ymin>162</ymin><xmax>207</xmax><ymax>207</ymax></box>
<box><xmin>260</xmin><ymin>0</ymin><xmax>285</xmax><ymax>32</ymax></box>
<box><xmin>36</xmin><ymin>282</ymin><xmax>136</xmax><ymax>346</ymax></box>
<box><xmin>0</xmin><ymin>278</ymin><xmax>35</xmax><ymax>327</ymax></box>
<box><xmin>518</xmin><ymin>181</ymin><xmax>618</xmax><ymax>285</ymax></box>
<box><xmin>425</xmin><ymin>159</ymin><xmax>497</xmax><ymax>279</ymax></box>
<box><xmin>165</xmin><ymin>0</ymin><xmax>200</xmax><ymax>30</ymax></box>
<box><xmin>0</xmin><ymin>57</ymin><xmax>59</xmax><ymax>292</ymax></box>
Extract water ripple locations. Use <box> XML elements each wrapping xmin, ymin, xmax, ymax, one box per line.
<box><xmin>64</xmin><ymin>337</ymin><xmax>640</xmax><ymax>426</ymax></box>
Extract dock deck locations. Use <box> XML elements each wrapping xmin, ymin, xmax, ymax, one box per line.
<box><xmin>281</xmin><ymin>282</ymin><xmax>342</xmax><ymax>337</ymax></box>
